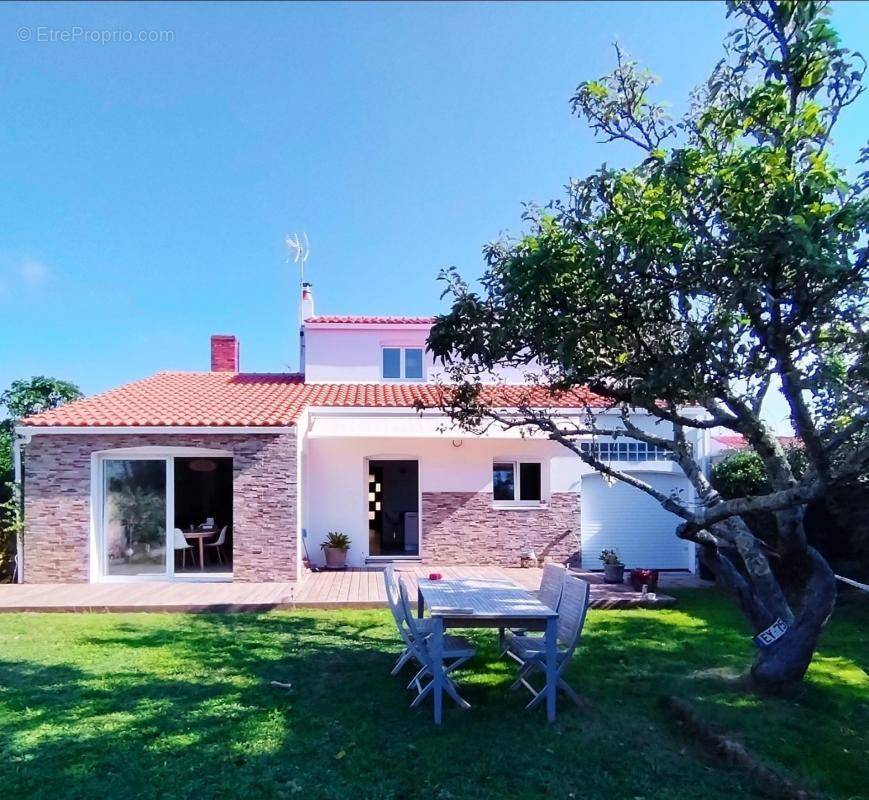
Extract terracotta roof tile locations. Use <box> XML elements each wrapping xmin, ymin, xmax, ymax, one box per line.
<box><xmin>20</xmin><ymin>371</ymin><xmax>607</xmax><ymax>428</ymax></box>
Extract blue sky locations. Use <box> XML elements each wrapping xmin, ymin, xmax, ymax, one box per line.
<box><xmin>2</xmin><ymin>1</ymin><xmax>867</xmax><ymax>431</ymax></box>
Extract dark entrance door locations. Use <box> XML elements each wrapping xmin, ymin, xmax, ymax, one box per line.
<box><xmin>367</xmin><ymin>460</ymin><xmax>419</xmax><ymax>557</ymax></box>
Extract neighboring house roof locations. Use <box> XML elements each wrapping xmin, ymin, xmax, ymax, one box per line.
<box><xmin>712</xmin><ymin>434</ymin><xmax>801</xmax><ymax>451</ymax></box>
<box><xmin>20</xmin><ymin>371</ymin><xmax>608</xmax><ymax>428</ymax></box>
<box><xmin>304</xmin><ymin>315</ymin><xmax>437</xmax><ymax>325</ymax></box>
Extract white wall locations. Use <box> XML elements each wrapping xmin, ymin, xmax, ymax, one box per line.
<box><xmin>302</xmin><ymin>422</ymin><xmax>687</xmax><ymax>567</ymax></box>
<box><xmin>302</xmin><ymin>322</ymin><xmax>544</xmax><ymax>384</ymax></box>
<box><xmin>304</xmin><ymin>326</ymin><xmax>435</xmax><ymax>383</ymax></box>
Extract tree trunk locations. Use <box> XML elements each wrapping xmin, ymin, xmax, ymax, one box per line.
<box><xmin>749</xmin><ymin>547</ymin><xmax>837</xmax><ymax>694</ymax></box>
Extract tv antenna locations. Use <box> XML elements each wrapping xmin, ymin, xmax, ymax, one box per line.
<box><xmin>285</xmin><ymin>232</ymin><xmax>311</xmax><ymax>285</ymax></box>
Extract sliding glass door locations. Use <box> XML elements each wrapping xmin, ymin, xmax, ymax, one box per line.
<box><xmin>102</xmin><ymin>459</ymin><xmax>168</xmax><ymax>577</ymax></box>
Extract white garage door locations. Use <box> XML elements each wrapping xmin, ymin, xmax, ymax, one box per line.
<box><xmin>580</xmin><ymin>473</ymin><xmax>691</xmax><ymax>570</ymax></box>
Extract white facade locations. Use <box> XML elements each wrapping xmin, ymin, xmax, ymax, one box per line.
<box><xmin>299</xmin><ymin>407</ymin><xmax>699</xmax><ymax>571</ymax></box>
<box><xmin>292</xmin><ymin>300</ymin><xmax>705</xmax><ymax>572</ymax></box>
<box><xmin>302</xmin><ymin>318</ymin><xmax>541</xmax><ymax>385</ymax></box>
<box><xmin>302</xmin><ymin>321</ymin><xmax>437</xmax><ymax>383</ymax></box>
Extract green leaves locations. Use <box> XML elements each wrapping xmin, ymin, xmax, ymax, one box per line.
<box><xmin>430</xmin><ymin>0</ymin><xmax>867</xmax><ymax>467</ymax></box>
<box><xmin>0</xmin><ymin>377</ymin><xmax>82</xmax><ymax>421</ymax></box>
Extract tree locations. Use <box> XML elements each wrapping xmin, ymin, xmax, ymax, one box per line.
<box><xmin>0</xmin><ymin>376</ymin><xmax>82</xmax><ymax>580</ymax></box>
<box><xmin>427</xmin><ymin>1</ymin><xmax>868</xmax><ymax>694</ymax></box>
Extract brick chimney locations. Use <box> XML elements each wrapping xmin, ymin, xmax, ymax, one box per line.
<box><xmin>211</xmin><ymin>334</ymin><xmax>239</xmax><ymax>372</ymax></box>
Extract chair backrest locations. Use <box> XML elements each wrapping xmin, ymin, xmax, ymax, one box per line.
<box><xmin>538</xmin><ymin>563</ymin><xmax>567</xmax><ymax>611</ymax></box>
<box><xmin>397</xmin><ymin>579</ymin><xmax>432</xmax><ymax>665</ymax></box>
<box><xmin>213</xmin><ymin>525</ymin><xmax>228</xmax><ymax>545</ymax></box>
<box><xmin>173</xmin><ymin>528</ymin><xmax>189</xmax><ymax>549</ymax></box>
<box><xmin>556</xmin><ymin>575</ymin><xmax>591</xmax><ymax>653</ymax></box>
<box><xmin>383</xmin><ymin>566</ymin><xmax>403</xmax><ymax>625</ymax></box>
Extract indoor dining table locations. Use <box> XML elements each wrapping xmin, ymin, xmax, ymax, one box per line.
<box><xmin>182</xmin><ymin>527</ymin><xmax>215</xmax><ymax>569</ymax></box>
<box><xmin>417</xmin><ymin>577</ymin><xmax>559</xmax><ymax>725</ymax></box>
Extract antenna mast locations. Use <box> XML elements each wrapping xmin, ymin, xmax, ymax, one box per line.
<box><xmin>285</xmin><ymin>232</ymin><xmax>311</xmax><ymax>325</ymax></box>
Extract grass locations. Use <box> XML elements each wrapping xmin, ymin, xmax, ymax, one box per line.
<box><xmin>0</xmin><ymin>589</ymin><xmax>866</xmax><ymax>800</ymax></box>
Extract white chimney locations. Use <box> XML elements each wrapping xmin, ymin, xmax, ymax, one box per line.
<box><xmin>301</xmin><ymin>282</ymin><xmax>315</xmax><ymax>321</ymax></box>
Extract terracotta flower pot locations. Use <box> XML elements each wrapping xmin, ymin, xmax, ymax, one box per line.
<box><xmin>323</xmin><ymin>546</ymin><xmax>348</xmax><ymax>570</ymax></box>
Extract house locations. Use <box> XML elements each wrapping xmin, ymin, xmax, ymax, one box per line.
<box><xmin>708</xmin><ymin>432</ymin><xmax>801</xmax><ymax>465</ymax></box>
<box><xmin>14</xmin><ymin>286</ymin><xmax>706</xmax><ymax>584</ymax></box>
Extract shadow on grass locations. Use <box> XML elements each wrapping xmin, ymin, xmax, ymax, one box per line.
<box><xmin>0</xmin><ymin>592</ymin><xmax>865</xmax><ymax>800</ymax></box>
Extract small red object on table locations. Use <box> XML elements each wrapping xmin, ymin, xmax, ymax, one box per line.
<box><xmin>428</xmin><ymin>573</ymin><xmax>443</xmax><ymax>581</ymax></box>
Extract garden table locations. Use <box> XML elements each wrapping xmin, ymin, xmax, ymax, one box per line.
<box><xmin>183</xmin><ymin>528</ymin><xmax>215</xmax><ymax>569</ymax></box>
<box><xmin>417</xmin><ymin>577</ymin><xmax>559</xmax><ymax>725</ymax></box>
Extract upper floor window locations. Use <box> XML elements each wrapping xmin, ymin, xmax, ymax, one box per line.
<box><xmin>382</xmin><ymin>347</ymin><xmax>425</xmax><ymax>380</ymax></box>
<box><xmin>493</xmin><ymin>460</ymin><xmax>543</xmax><ymax>505</ymax></box>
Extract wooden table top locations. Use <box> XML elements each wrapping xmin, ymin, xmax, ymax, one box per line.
<box><xmin>182</xmin><ymin>528</ymin><xmax>216</xmax><ymax>538</ymax></box>
<box><xmin>418</xmin><ymin>578</ymin><xmax>557</xmax><ymax>620</ymax></box>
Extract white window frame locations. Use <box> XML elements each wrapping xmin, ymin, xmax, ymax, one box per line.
<box><xmin>90</xmin><ymin>446</ymin><xmax>233</xmax><ymax>583</ymax></box>
<box><xmin>381</xmin><ymin>346</ymin><xmax>426</xmax><ymax>381</ymax></box>
<box><xmin>492</xmin><ymin>459</ymin><xmax>545</xmax><ymax>508</ymax></box>
<box><xmin>579</xmin><ymin>440</ymin><xmax>674</xmax><ymax>462</ymax></box>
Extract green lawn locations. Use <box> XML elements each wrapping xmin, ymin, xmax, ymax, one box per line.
<box><xmin>0</xmin><ymin>590</ymin><xmax>866</xmax><ymax>800</ymax></box>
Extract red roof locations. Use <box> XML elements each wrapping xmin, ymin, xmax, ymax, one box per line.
<box><xmin>713</xmin><ymin>435</ymin><xmax>748</xmax><ymax>449</ymax></box>
<box><xmin>305</xmin><ymin>315</ymin><xmax>436</xmax><ymax>325</ymax></box>
<box><xmin>713</xmin><ymin>434</ymin><xmax>800</xmax><ymax>450</ymax></box>
<box><xmin>20</xmin><ymin>371</ymin><xmax>607</xmax><ymax>428</ymax></box>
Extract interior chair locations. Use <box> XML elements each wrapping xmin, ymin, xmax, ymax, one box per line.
<box><xmin>173</xmin><ymin>528</ymin><xmax>194</xmax><ymax>570</ymax></box>
<box><xmin>205</xmin><ymin>525</ymin><xmax>228</xmax><ymax>565</ymax></box>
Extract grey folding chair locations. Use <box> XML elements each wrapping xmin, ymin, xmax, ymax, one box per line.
<box><xmin>505</xmin><ymin>575</ymin><xmax>591</xmax><ymax>710</ymax></box>
<box><xmin>396</xmin><ymin>578</ymin><xmax>476</xmax><ymax>711</ymax></box>
<box><xmin>538</xmin><ymin>562</ymin><xmax>568</xmax><ymax>610</ymax></box>
<box><xmin>500</xmin><ymin>562</ymin><xmax>567</xmax><ymax>652</ymax></box>
<box><xmin>383</xmin><ymin>566</ymin><xmax>435</xmax><ymax>676</ymax></box>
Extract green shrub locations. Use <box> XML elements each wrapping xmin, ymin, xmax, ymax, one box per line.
<box><xmin>711</xmin><ymin>447</ymin><xmax>807</xmax><ymax>499</ymax></box>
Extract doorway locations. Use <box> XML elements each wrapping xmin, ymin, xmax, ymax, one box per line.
<box><xmin>367</xmin><ymin>459</ymin><xmax>419</xmax><ymax>557</ymax></box>
<box><xmin>98</xmin><ymin>453</ymin><xmax>233</xmax><ymax>580</ymax></box>
<box><xmin>173</xmin><ymin>457</ymin><xmax>233</xmax><ymax>575</ymax></box>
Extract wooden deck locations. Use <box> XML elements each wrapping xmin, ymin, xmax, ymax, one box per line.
<box><xmin>293</xmin><ymin>565</ymin><xmax>704</xmax><ymax>609</ymax></box>
<box><xmin>0</xmin><ymin>567</ymin><xmax>708</xmax><ymax>613</ymax></box>
<box><xmin>0</xmin><ymin>581</ymin><xmax>295</xmax><ymax>613</ymax></box>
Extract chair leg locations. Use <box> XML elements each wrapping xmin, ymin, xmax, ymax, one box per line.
<box><xmin>444</xmin><ymin>655</ymin><xmax>471</xmax><ymax>675</ymax></box>
<box><xmin>443</xmin><ymin>679</ymin><xmax>471</xmax><ymax>710</ymax></box>
<box><xmin>510</xmin><ymin>662</ymin><xmax>533</xmax><ymax>691</ymax></box>
<box><xmin>410</xmin><ymin>680</ymin><xmax>432</xmax><ymax>708</ymax></box>
<box><xmin>505</xmin><ymin>649</ymin><xmax>525</xmax><ymax>666</ymax></box>
<box><xmin>557</xmin><ymin>677</ymin><xmax>588</xmax><ymax>708</ymax></box>
<box><xmin>525</xmin><ymin>686</ymin><xmax>545</xmax><ymax>711</ymax></box>
<box><xmin>407</xmin><ymin>666</ymin><xmax>427</xmax><ymax>690</ymax></box>
<box><xmin>411</xmin><ymin>674</ymin><xmax>469</xmax><ymax>710</ymax></box>
<box><xmin>391</xmin><ymin>648</ymin><xmax>413</xmax><ymax>676</ymax></box>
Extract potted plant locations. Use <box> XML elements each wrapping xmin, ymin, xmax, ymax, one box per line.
<box><xmin>599</xmin><ymin>549</ymin><xmax>625</xmax><ymax>584</ymax></box>
<box><xmin>630</xmin><ymin>568</ymin><xmax>660</xmax><ymax>592</ymax></box>
<box><xmin>321</xmin><ymin>531</ymin><xmax>351</xmax><ymax>570</ymax></box>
